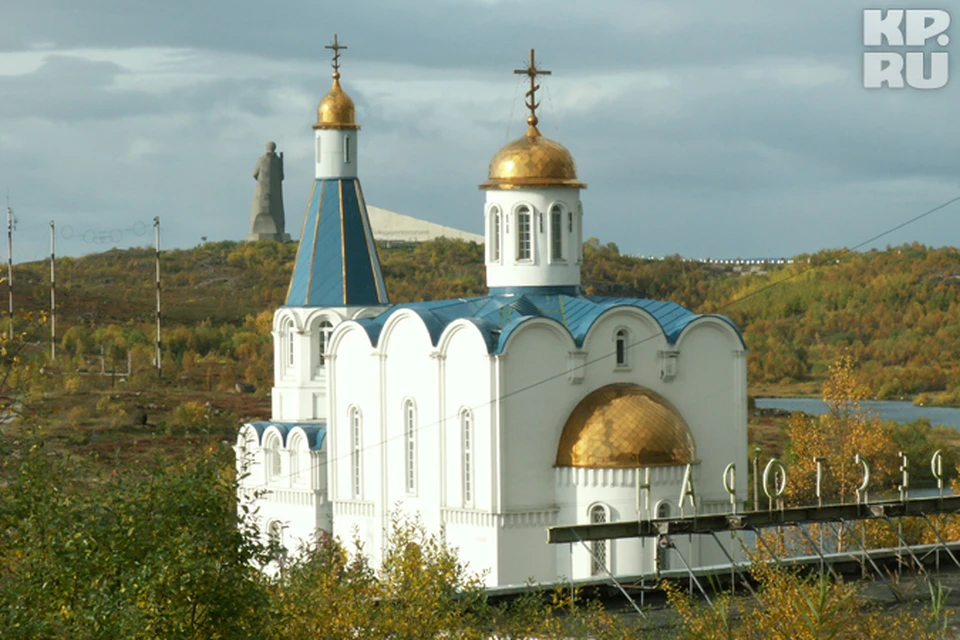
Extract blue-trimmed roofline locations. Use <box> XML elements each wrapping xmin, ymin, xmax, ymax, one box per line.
<box><xmin>340</xmin><ymin>294</ymin><xmax>744</xmax><ymax>355</ymax></box>
<box><xmin>243</xmin><ymin>421</ymin><xmax>327</xmax><ymax>450</ymax></box>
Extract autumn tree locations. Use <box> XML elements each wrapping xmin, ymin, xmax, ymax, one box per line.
<box><xmin>783</xmin><ymin>355</ymin><xmax>899</xmax><ymax>506</ymax></box>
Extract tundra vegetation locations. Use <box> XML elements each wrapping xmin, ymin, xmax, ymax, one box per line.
<box><xmin>2</xmin><ymin>239</ymin><xmax>960</xmax><ymax>636</ymax></box>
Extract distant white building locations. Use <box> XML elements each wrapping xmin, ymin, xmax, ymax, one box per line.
<box><xmin>367</xmin><ymin>206</ymin><xmax>483</xmax><ymax>244</ymax></box>
<box><xmin>236</xmin><ymin>44</ymin><xmax>748</xmax><ymax>588</ymax></box>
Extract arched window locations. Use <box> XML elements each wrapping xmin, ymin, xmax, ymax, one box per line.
<box><xmin>285</xmin><ymin>320</ymin><xmax>295</xmax><ymax>367</ymax></box>
<box><xmin>516</xmin><ymin>205</ymin><xmax>532</xmax><ymax>261</ymax></box>
<box><xmin>267</xmin><ymin>520</ymin><xmax>287</xmax><ymax>560</ymax></box>
<box><xmin>550</xmin><ymin>205</ymin><xmax>563</xmax><ymax>261</ymax></box>
<box><xmin>590</xmin><ymin>505</ymin><xmax>608</xmax><ymax>575</ymax></box>
<box><xmin>265</xmin><ymin>435</ymin><xmax>282</xmax><ymax>480</ymax></box>
<box><xmin>350</xmin><ymin>407</ymin><xmax>362</xmax><ymax>498</ymax></box>
<box><xmin>318</xmin><ymin>320</ymin><xmax>333</xmax><ymax>367</ymax></box>
<box><xmin>404</xmin><ymin>400</ymin><xmax>416</xmax><ymax>494</ymax></box>
<box><xmin>577</xmin><ymin>202</ymin><xmax>584</xmax><ymax>262</ymax></box>
<box><xmin>344</xmin><ymin>135</ymin><xmax>351</xmax><ymax>164</ymax></box>
<box><xmin>615</xmin><ymin>329</ymin><xmax>628</xmax><ymax>367</ymax></box>
<box><xmin>316</xmin><ymin>136</ymin><xmax>322</xmax><ymax>162</ymax></box>
<box><xmin>490</xmin><ymin>206</ymin><xmax>501</xmax><ymax>263</ymax></box>
<box><xmin>462</xmin><ymin>409</ymin><xmax>474</xmax><ymax>505</ymax></box>
<box><xmin>656</xmin><ymin>501</ymin><xmax>672</xmax><ymax>570</ymax></box>
<box><xmin>289</xmin><ymin>436</ymin><xmax>301</xmax><ymax>483</ymax></box>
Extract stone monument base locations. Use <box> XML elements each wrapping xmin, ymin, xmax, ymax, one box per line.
<box><xmin>248</xmin><ymin>233</ymin><xmax>292</xmax><ymax>242</ymax></box>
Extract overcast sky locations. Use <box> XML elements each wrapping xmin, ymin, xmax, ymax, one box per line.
<box><xmin>0</xmin><ymin>0</ymin><xmax>957</xmax><ymax>263</ymax></box>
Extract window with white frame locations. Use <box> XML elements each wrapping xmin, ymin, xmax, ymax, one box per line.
<box><xmin>285</xmin><ymin>320</ymin><xmax>295</xmax><ymax>367</ymax></box>
<box><xmin>590</xmin><ymin>504</ymin><xmax>608</xmax><ymax>575</ymax></box>
<box><xmin>490</xmin><ymin>206</ymin><xmax>501</xmax><ymax>263</ymax></box>
<box><xmin>516</xmin><ymin>205</ymin><xmax>532</xmax><ymax>261</ymax></box>
<box><xmin>318</xmin><ymin>320</ymin><xmax>333</xmax><ymax>367</ymax></box>
<box><xmin>577</xmin><ymin>202</ymin><xmax>584</xmax><ymax>262</ymax></box>
<box><xmin>550</xmin><ymin>205</ymin><xmax>563</xmax><ymax>261</ymax></box>
<box><xmin>461</xmin><ymin>409</ymin><xmax>473</xmax><ymax>505</ymax></box>
<box><xmin>289</xmin><ymin>436</ymin><xmax>301</xmax><ymax>483</ymax></box>
<box><xmin>656</xmin><ymin>501</ymin><xmax>671</xmax><ymax>570</ymax></box>
<box><xmin>316</xmin><ymin>136</ymin><xmax>321</xmax><ymax>162</ymax></box>
<box><xmin>265</xmin><ymin>435</ymin><xmax>281</xmax><ymax>480</ymax></box>
<box><xmin>350</xmin><ymin>407</ymin><xmax>362</xmax><ymax>498</ymax></box>
<box><xmin>344</xmin><ymin>135</ymin><xmax>351</xmax><ymax>164</ymax></box>
<box><xmin>404</xmin><ymin>400</ymin><xmax>416</xmax><ymax>493</ymax></box>
<box><xmin>615</xmin><ymin>329</ymin><xmax>628</xmax><ymax>368</ymax></box>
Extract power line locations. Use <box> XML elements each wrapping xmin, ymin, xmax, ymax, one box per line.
<box><xmin>248</xmin><ymin>190</ymin><xmax>960</xmax><ymax>488</ymax></box>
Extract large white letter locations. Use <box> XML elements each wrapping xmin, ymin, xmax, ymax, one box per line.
<box><xmin>864</xmin><ymin>9</ymin><xmax>905</xmax><ymax>46</ymax></box>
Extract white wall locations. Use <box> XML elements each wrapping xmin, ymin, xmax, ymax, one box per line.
<box><xmin>315</xmin><ymin>128</ymin><xmax>358</xmax><ymax>179</ymax></box>
<box><xmin>484</xmin><ymin>187</ymin><xmax>583</xmax><ymax>289</ymax></box>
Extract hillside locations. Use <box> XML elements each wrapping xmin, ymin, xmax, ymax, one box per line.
<box><xmin>8</xmin><ymin>238</ymin><xmax>960</xmax><ymax>403</ymax></box>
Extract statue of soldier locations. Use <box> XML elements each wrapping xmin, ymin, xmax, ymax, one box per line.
<box><xmin>248</xmin><ymin>142</ymin><xmax>289</xmax><ymax>241</ymax></box>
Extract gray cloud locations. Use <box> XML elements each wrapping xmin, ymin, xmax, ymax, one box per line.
<box><xmin>0</xmin><ymin>0</ymin><xmax>957</xmax><ymax>264</ymax></box>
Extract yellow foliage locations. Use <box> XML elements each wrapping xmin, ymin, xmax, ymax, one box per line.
<box><xmin>785</xmin><ymin>355</ymin><xmax>899</xmax><ymax>506</ymax></box>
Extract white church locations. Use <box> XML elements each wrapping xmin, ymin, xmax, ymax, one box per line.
<box><xmin>236</xmin><ymin>41</ymin><xmax>749</xmax><ymax>588</ymax></box>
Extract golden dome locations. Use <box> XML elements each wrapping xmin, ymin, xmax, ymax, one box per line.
<box><xmin>314</xmin><ymin>75</ymin><xmax>359</xmax><ymax>130</ymax></box>
<box><xmin>479</xmin><ymin>120</ymin><xmax>585</xmax><ymax>190</ymax></box>
<box><xmin>555</xmin><ymin>384</ymin><xmax>696</xmax><ymax>468</ymax></box>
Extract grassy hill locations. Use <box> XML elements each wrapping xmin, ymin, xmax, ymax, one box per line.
<box><xmin>4</xmin><ymin>237</ymin><xmax>960</xmax><ymax>471</ymax></box>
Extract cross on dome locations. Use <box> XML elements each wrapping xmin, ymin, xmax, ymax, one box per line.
<box><xmin>325</xmin><ymin>33</ymin><xmax>347</xmax><ymax>79</ymax></box>
<box><xmin>513</xmin><ymin>49</ymin><xmax>551</xmax><ymax>127</ymax></box>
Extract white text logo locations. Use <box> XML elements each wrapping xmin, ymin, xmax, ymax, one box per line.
<box><xmin>863</xmin><ymin>9</ymin><xmax>951</xmax><ymax>89</ymax></box>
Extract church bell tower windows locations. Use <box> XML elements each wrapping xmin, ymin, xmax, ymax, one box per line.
<box><xmin>550</xmin><ymin>205</ymin><xmax>563</xmax><ymax>261</ymax></box>
<box><xmin>489</xmin><ymin>206</ymin><xmax>501</xmax><ymax>263</ymax></box>
<box><xmin>516</xmin><ymin>205</ymin><xmax>532</xmax><ymax>262</ymax></box>
<box><xmin>344</xmin><ymin>135</ymin><xmax>351</xmax><ymax>164</ymax></box>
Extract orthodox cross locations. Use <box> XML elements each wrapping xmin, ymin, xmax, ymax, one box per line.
<box><xmin>514</xmin><ymin>49</ymin><xmax>551</xmax><ymax>126</ymax></box>
<box><xmin>326</xmin><ymin>34</ymin><xmax>347</xmax><ymax>77</ymax></box>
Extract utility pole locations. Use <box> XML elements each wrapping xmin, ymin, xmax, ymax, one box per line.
<box><xmin>154</xmin><ymin>216</ymin><xmax>161</xmax><ymax>378</ymax></box>
<box><xmin>50</xmin><ymin>221</ymin><xmax>56</xmax><ymax>360</ymax></box>
<box><xmin>6</xmin><ymin>199</ymin><xmax>13</xmax><ymax>339</ymax></box>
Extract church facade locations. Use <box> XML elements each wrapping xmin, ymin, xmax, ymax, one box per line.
<box><xmin>236</xmin><ymin>42</ymin><xmax>748</xmax><ymax>588</ymax></box>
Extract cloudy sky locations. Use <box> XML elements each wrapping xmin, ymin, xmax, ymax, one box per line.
<box><xmin>0</xmin><ymin>0</ymin><xmax>957</xmax><ymax>262</ymax></box>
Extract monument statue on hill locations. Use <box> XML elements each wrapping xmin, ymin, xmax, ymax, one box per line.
<box><xmin>248</xmin><ymin>142</ymin><xmax>290</xmax><ymax>242</ymax></box>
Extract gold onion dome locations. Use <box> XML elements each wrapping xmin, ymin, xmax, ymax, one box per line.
<box><xmin>555</xmin><ymin>384</ymin><xmax>697</xmax><ymax>468</ymax></box>
<box><xmin>315</xmin><ymin>74</ymin><xmax>359</xmax><ymax>130</ymax></box>
<box><xmin>480</xmin><ymin>49</ymin><xmax>585</xmax><ymax>190</ymax></box>
<box><xmin>479</xmin><ymin>119</ymin><xmax>585</xmax><ymax>189</ymax></box>
<box><xmin>315</xmin><ymin>34</ymin><xmax>359</xmax><ymax>130</ymax></box>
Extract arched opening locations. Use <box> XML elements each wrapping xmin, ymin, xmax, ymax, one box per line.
<box><xmin>490</xmin><ymin>206</ymin><xmax>501</xmax><ymax>263</ymax></box>
<box><xmin>590</xmin><ymin>504</ymin><xmax>609</xmax><ymax>575</ymax></box>
<box><xmin>404</xmin><ymin>399</ymin><xmax>416</xmax><ymax>494</ymax></box>
<box><xmin>461</xmin><ymin>409</ymin><xmax>473</xmax><ymax>505</ymax></box>
<box><xmin>350</xmin><ymin>407</ymin><xmax>362</xmax><ymax>498</ymax></box>
<box><xmin>656</xmin><ymin>501</ymin><xmax>672</xmax><ymax>570</ymax></box>
<box><xmin>344</xmin><ymin>135</ymin><xmax>351</xmax><ymax>164</ymax></box>
<box><xmin>265</xmin><ymin>435</ymin><xmax>282</xmax><ymax>481</ymax></box>
<box><xmin>615</xmin><ymin>329</ymin><xmax>628</xmax><ymax>368</ymax></box>
<box><xmin>516</xmin><ymin>205</ymin><xmax>532</xmax><ymax>261</ymax></box>
<box><xmin>550</xmin><ymin>205</ymin><xmax>563</xmax><ymax>261</ymax></box>
<box><xmin>317</xmin><ymin>320</ymin><xmax>333</xmax><ymax>367</ymax></box>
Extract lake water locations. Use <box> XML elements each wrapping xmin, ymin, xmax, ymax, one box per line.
<box><xmin>755</xmin><ymin>398</ymin><xmax>960</xmax><ymax>429</ymax></box>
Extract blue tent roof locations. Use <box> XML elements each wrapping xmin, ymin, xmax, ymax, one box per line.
<box><xmin>246</xmin><ymin>421</ymin><xmax>327</xmax><ymax>450</ymax></box>
<box><xmin>286</xmin><ymin>178</ymin><xmax>389</xmax><ymax>306</ymax></box>
<box><xmin>354</xmin><ymin>293</ymin><xmax>743</xmax><ymax>354</ymax></box>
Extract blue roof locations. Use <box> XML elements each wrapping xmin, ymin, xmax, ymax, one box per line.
<box><xmin>246</xmin><ymin>421</ymin><xmax>327</xmax><ymax>450</ymax></box>
<box><xmin>286</xmin><ymin>178</ymin><xmax>389</xmax><ymax>306</ymax></box>
<box><xmin>354</xmin><ymin>293</ymin><xmax>743</xmax><ymax>354</ymax></box>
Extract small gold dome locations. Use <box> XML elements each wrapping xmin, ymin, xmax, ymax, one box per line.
<box><xmin>479</xmin><ymin>121</ymin><xmax>585</xmax><ymax>190</ymax></box>
<box><xmin>555</xmin><ymin>384</ymin><xmax>696</xmax><ymax>468</ymax></box>
<box><xmin>314</xmin><ymin>75</ymin><xmax>360</xmax><ymax>130</ymax></box>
